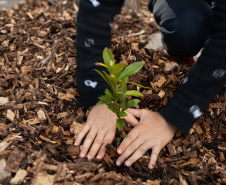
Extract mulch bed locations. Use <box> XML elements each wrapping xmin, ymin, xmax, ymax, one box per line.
<box><xmin>0</xmin><ymin>0</ymin><xmax>225</xmax><ymax>184</ymax></box>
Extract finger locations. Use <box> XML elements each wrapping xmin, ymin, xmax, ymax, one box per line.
<box><xmin>126</xmin><ymin>108</ymin><xmax>144</xmax><ymax>118</ymax></box>
<box><xmin>148</xmin><ymin>147</ymin><xmax>161</xmax><ymax>169</ymax></box>
<box><xmin>124</xmin><ymin>110</ymin><xmax>139</xmax><ymax>127</ymax></box>
<box><xmin>117</xmin><ymin>129</ymin><xmax>139</xmax><ymax>155</ymax></box>
<box><xmin>74</xmin><ymin>124</ymin><xmax>90</xmax><ymax>146</ymax></box>
<box><xmin>116</xmin><ymin>138</ymin><xmax>143</xmax><ymax>166</ymax></box>
<box><xmin>86</xmin><ymin>130</ymin><xmax>106</xmax><ymax>160</ymax></box>
<box><xmin>96</xmin><ymin>131</ymin><xmax>115</xmax><ymax>159</ymax></box>
<box><xmin>79</xmin><ymin>129</ymin><xmax>97</xmax><ymax>158</ymax></box>
<box><xmin>123</xmin><ymin>141</ymin><xmax>149</xmax><ymax>167</ymax></box>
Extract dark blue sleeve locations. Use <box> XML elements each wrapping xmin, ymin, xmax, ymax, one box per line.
<box><xmin>76</xmin><ymin>0</ymin><xmax>125</xmax><ymax>106</ymax></box>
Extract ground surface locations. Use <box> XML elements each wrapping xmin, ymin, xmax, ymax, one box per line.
<box><xmin>0</xmin><ymin>0</ymin><xmax>24</xmax><ymax>9</ymax></box>
<box><xmin>0</xmin><ymin>0</ymin><xmax>225</xmax><ymax>184</ymax></box>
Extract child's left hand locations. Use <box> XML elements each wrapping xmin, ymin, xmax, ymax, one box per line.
<box><xmin>116</xmin><ymin>109</ymin><xmax>177</xmax><ymax>169</ymax></box>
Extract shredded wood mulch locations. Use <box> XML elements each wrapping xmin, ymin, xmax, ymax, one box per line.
<box><xmin>0</xmin><ymin>0</ymin><xmax>225</xmax><ymax>184</ymax></box>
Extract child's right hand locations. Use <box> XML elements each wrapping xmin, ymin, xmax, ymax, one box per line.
<box><xmin>74</xmin><ymin>104</ymin><xmax>117</xmax><ymax>160</ymax></box>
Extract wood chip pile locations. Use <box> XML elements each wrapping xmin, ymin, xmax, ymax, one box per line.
<box><xmin>0</xmin><ymin>0</ymin><xmax>225</xmax><ymax>184</ymax></box>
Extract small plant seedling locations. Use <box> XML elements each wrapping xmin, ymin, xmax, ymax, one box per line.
<box><xmin>94</xmin><ymin>48</ymin><xmax>151</xmax><ymax>131</ymax></box>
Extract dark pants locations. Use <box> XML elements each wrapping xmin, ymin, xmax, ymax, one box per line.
<box><xmin>148</xmin><ymin>0</ymin><xmax>213</xmax><ymax>57</ymax></box>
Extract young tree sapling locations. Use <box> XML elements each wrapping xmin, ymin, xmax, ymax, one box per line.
<box><xmin>95</xmin><ymin>48</ymin><xmax>151</xmax><ymax>131</ymax></box>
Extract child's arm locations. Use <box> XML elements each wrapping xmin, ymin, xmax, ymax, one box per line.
<box><xmin>160</xmin><ymin>0</ymin><xmax>226</xmax><ymax>134</ymax></box>
<box><xmin>116</xmin><ymin>0</ymin><xmax>226</xmax><ymax>169</ymax></box>
<box><xmin>75</xmin><ymin>0</ymin><xmax>125</xmax><ymax>159</ymax></box>
<box><xmin>76</xmin><ymin>0</ymin><xmax>125</xmax><ymax>106</ymax></box>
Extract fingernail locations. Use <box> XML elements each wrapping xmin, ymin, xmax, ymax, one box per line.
<box><xmin>117</xmin><ymin>149</ymin><xmax>122</xmax><ymax>154</ymax></box>
<box><xmin>149</xmin><ymin>164</ymin><xmax>154</xmax><ymax>169</ymax></box>
<box><xmin>125</xmin><ymin>161</ymin><xmax>131</xmax><ymax>166</ymax></box>
<box><xmin>80</xmin><ymin>153</ymin><xmax>85</xmax><ymax>158</ymax></box>
<box><xmin>96</xmin><ymin>155</ymin><xmax>101</xmax><ymax>159</ymax></box>
<box><xmin>116</xmin><ymin>160</ymin><xmax>121</xmax><ymax>166</ymax></box>
<box><xmin>74</xmin><ymin>143</ymin><xmax>78</xmax><ymax>146</ymax></box>
<box><xmin>87</xmin><ymin>155</ymin><xmax>91</xmax><ymax>160</ymax></box>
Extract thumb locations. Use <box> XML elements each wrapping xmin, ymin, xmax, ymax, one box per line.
<box><xmin>124</xmin><ymin>110</ymin><xmax>139</xmax><ymax>127</ymax></box>
<box><xmin>126</xmin><ymin>108</ymin><xmax>144</xmax><ymax>118</ymax></box>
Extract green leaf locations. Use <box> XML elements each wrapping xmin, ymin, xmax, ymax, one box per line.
<box><xmin>102</xmin><ymin>72</ymin><xmax>119</xmax><ymax>91</ymax></box>
<box><xmin>116</xmin><ymin>119</ymin><xmax>125</xmax><ymax>131</ymax></box>
<box><xmin>118</xmin><ymin>111</ymin><xmax>127</xmax><ymax>117</ymax></box>
<box><xmin>103</xmin><ymin>94</ymin><xmax>112</xmax><ymax>101</ymax></box>
<box><xmin>94</xmin><ymin>69</ymin><xmax>111</xmax><ymax>87</ymax></box>
<box><xmin>96</xmin><ymin>99</ymin><xmax>109</xmax><ymax>105</ymax></box>
<box><xmin>105</xmin><ymin>89</ymin><xmax>114</xmax><ymax>99</ymax></box>
<box><xmin>128</xmin><ymin>82</ymin><xmax>152</xmax><ymax>90</ymax></box>
<box><xmin>107</xmin><ymin>103</ymin><xmax>115</xmax><ymax>113</ymax></box>
<box><xmin>121</xmin><ymin>99</ymin><xmax>127</xmax><ymax>111</ymax></box>
<box><xmin>103</xmin><ymin>48</ymin><xmax>114</xmax><ymax>69</ymax></box>
<box><xmin>119</xmin><ymin>77</ymin><xmax>128</xmax><ymax>93</ymax></box>
<box><xmin>100</xmin><ymin>71</ymin><xmax>116</xmax><ymax>91</ymax></box>
<box><xmin>110</xmin><ymin>74</ymin><xmax>120</xmax><ymax>84</ymax></box>
<box><xmin>111</xmin><ymin>63</ymin><xmax>127</xmax><ymax>77</ymax></box>
<box><xmin>102</xmin><ymin>71</ymin><xmax>113</xmax><ymax>84</ymax></box>
<box><xmin>118</xmin><ymin>62</ymin><xmax>144</xmax><ymax>80</ymax></box>
<box><xmin>126</xmin><ymin>99</ymin><xmax>140</xmax><ymax>109</ymax></box>
<box><xmin>117</xmin><ymin>90</ymin><xmax>144</xmax><ymax>97</ymax></box>
<box><xmin>95</xmin><ymin>62</ymin><xmax>108</xmax><ymax>68</ymax></box>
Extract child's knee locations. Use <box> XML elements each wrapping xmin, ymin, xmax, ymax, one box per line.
<box><xmin>151</xmin><ymin>0</ymin><xmax>213</xmax><ymax>57</ymax></box>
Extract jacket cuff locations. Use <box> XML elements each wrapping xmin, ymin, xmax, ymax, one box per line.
<box><xmin>159</xmin><ymin>101</ymin><xmax>198</xmax><ymax>135</ymax></box>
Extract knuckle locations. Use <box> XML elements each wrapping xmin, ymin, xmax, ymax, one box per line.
<box><xmin>141</xmin><ymin>109</ymin><xmax>146</xmax><ymax>113</ymax></box>
<box><xmin>129</xmin><ymin>145</ymin><xmax>137</xmax><ymax>151</ymax></box>
<box><xmin>118</xmin><ymin>156</ymin><xmax>124</xmax><ymax>161</ymax></box>
<box><xmin>85</xmin><ymin>136</ymin><xmax>92</xmax><ymax>141</ymax></box>
<box><xmin>94</xmin><ymin>139</ymin><xmax>102</xmax><ymax>146</ymax></box>
<box><xmin>137</xmin><ymin>147</ymin><xmax>146</xmax><ymax>154</ymax></box>
<box><xmin>89</xmin><ymin>149</ymin><xmax>96</xmax><ymax>154</ymax></box>
<box><xmin>155</xmin><ymin>141</ymin><xmax>163</xmax><ymax>147</ymax></box>
<box><xmin>84</xmin><ymin>138</ymin><xmax>93</xmax><ymax>144</ymax></box>
<box><xmin>126</xmin><ymin>134</ymin><xmax>134</xmax><ymax>141</ymax></box>
<box><xmin>127</xmin><ymin>146</ymin><xmax>137</xmax><ymax>154</ymax></box>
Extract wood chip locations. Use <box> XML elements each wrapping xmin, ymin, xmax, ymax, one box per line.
<box><xmin>0</xmin><ymin>123</ymin><xmax>7</xmax><ymax>136</ymax></box>
<box><xmin>6</xmin><ymin>109</ymin><xmax>15</xmax><ymax>122</ymax></box>
<box><xmin>74</xmin><ymin>173</ymin><xmax>93</xmax><ymax>183</ymax></box>
<box><xmin>0</xmin><ymin>159</ymin><xmax>11</xmax><ymax>183</ymax></box>
<box><xmin>167</xmin><ymin>144</ymin><xmax>177</xmax><ymax>156</ymax></box>
<box><xmin>194</xmin><ymin>123</ymin><xmax>203</xmax><ymax>135</ymax></box>
<box><xmin>209</xmin><ymin>103</ymin><xmax>224</xmax><ymax>109</ymax></box>
<box><xmin>37</xmin><ymin>109</ymin><xmax>46</xmax><ymax>121</ymax></box>
<box><xmin>39</xmin><ymin>135</ymin><xmax>56</xmax><ymax>144</ymax></box>
<box><xmin>0</xmin><ymin>97</ymin><xmax>9</xmax><ymax>105</ymax></box>
<box><xmin>70</xmin><ymin>122</ymin><xmax>84</xmax><ymax>136</ymax></box>
<box><xmin>5</xmin><ymin>151</ymin><xmax>24</xmax><ymax>173</ymax></box>
<box><xmin>184</xmin><ymin>150</ymin><xmax>198</xmax><ymax>158</ymax></box>
<box><xmin>154</xmin><ymin>76</ymin><xmax>166</xmax><ymax>87</ymax></box>
<box><xmin>31</xmin><ymin>172</ymin><xmax>55</xmax><ymax>185</ymax></box>
<box><xmin>158</xmin><ymin>90</ymin><xmax>165</xmax><ymax>98</ymax></box>
<box><xmin>146</xmin><ymin>180</ymin><xmax>160</xmax><ymax>185</ymax></box>
<box><xmin>10</xmin><ymin>169</ymin><xmax>27</xmax><ymax>185</ymax></box>
<box><xmin>21</xmin><ymin>65</ymin><xmax>33</xmax><ymax>74</ymax></box>
<box><xmin>57</xmin><ymin>112</ymin><xmax>68</xmax><ymax>119</ymax></box>
<box><xmin>52</xmin><ymin>126</ymin><xmax>59</xmax><ymax>134</ymax></box>
<box><xmin>163</xmin><ymin>62</ymin><xmax>179</xmax><ymax>73</ymax></box>
<box><xmin>21</xmin><ymin>118</ymin><xmax>40</xmax><ymax>126</ymax></box>
<box><xmin>67</xmin><ymin>145</ymin><xmax>80</xmax><ymax>156</ymax></box>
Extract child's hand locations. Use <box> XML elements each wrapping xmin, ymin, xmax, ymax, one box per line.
<box><xmin>116</xmin><ymin>109</ymin><xmax>177</xmax><ymax>169</ymax></box>
<box><xmin>74</xmin><ymin>104</ymin><xmax>117</xmax><ymax>160</ymax></box>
